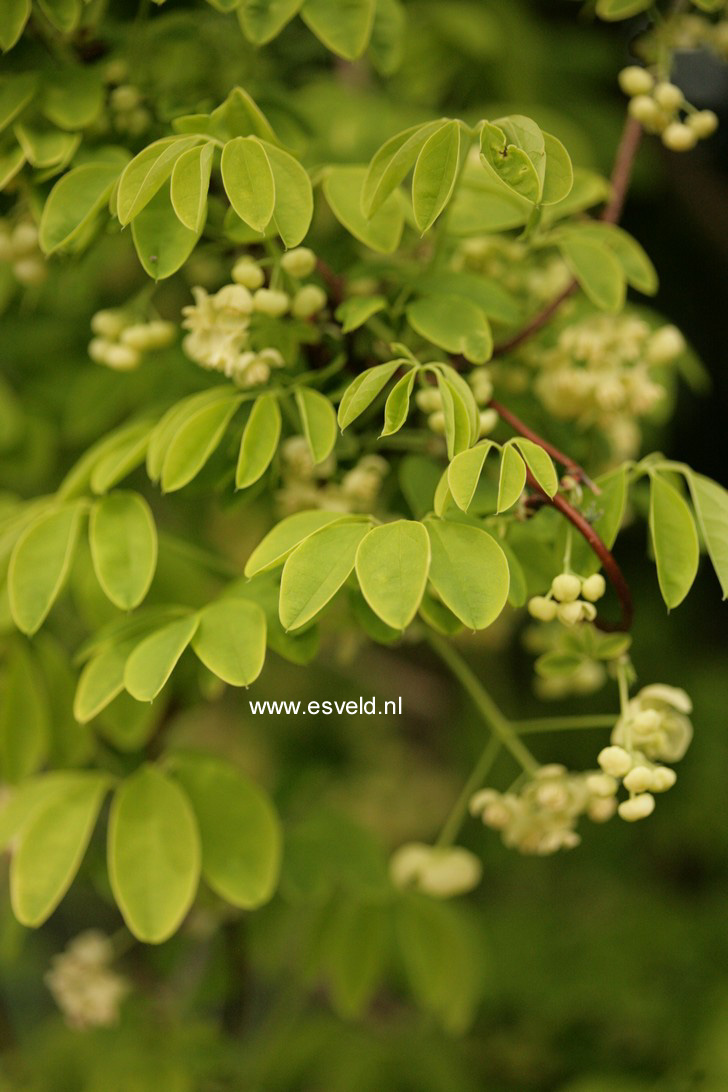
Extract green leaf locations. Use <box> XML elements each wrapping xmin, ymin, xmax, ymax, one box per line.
<box><xmin>170</xmin><ymin>142</ymin><xmax>214</xmax><ymax>233</ymax></box>
<box><xmin>0</xmin><ymin>641</ymin><xmax>48</xmax><ymax>782</ymax></box>
<box><xmin>338</xmin><ymin>360</ymin><xmax>402</xmax><ymax>429</ymax></box>
<box><xmin>412</xmin><ymin>120</ymin><xmax>461</xmax><ymax>233</ymax></box>
<box><xmin>73</xmin><ymin>643</ymin><xmax>133</xmax><ymax>724</ymax></box>
<box><xmin>396</xmin><ymin>893</ymin><xmax>485</xmax><ymax>1034</ymax></box>
<box><xmin>161</xmin><ymin>391</ymin><xmax>242</xmax><ymax>492</ymax></box>
<box><xmin>362</xmin><ymin>120</ymin><xmax>445</xmax><ymax>218</ymax></box>
<box><xmin>301</xmin><ymin>0</ymin><xmax>376</xmax><ymax>59</ymax></box>
<box><xmin>355</xmin><ymin>520</ymin><xmax>430</xmax><ymax>629</ymax></box>
<box><xmin>413</xmin><ymin>272</ymin><xmax>521</xmax><ymax>325</ymax></box>
<box><xmin>238</xmin><ymin>0</ymin><xmax>303</xmax><ymax>44</ymax></box>
<box><xmin>0</xmin><ymin>773</ymin><xmax>84</xmax><ymax>852</ymax></box>
<box><xmin>124</xmin><ymin>614</ymin><xmax>200</xmax><ymax>702</ymax></box>
<box><xmin>221</xmin><ymin>136</ymin><xmax>275</xmax><ymax>233</ymax></box>
<box><xmin>90</xmin><ymin>423</ymin><xmax>152</xmax><ymax>495</ymax></box>
<box><xmin>687</xmin><ymin>471</ymin><xmax>728</xmax><ymax>599</ymax></box>
<box><xmin>497</xmin><ymin>444</ymin><xmax>527</xmax><ymax>513</ymax></box>
<box><xmin>295</xmin><ymin>387</ymin><xmax>337</xmax><ymax>464</ymax></box>
<box><xmin>437</xmin><ymin>362</ymin><xmax>479</xmax><ymax>444</ymax></box>
<box><xmin>649</xmin><ymin>473</ymin><xmax>699</xmax><ymax>609</ymax></box>
<box><xmin>557</xmin><ymin>234</ymin><xmax>626</xmax><ymax>313</ymax></box>
<box><xmin>260</xmin><ymin>141</ymin><xmax>313</xmax><ymax>248</ymax></box>
<box><xmin>480</xmin><ymin>116</ymin><xmax>544</xmax><ymax>204</ymax></box>
<box><xmin>323</xmin><ymin>165</ymin><xmax>404</xmax><ymax>254</ymax></box>
<box><xmin>117</xmin><ymin>136</ymin><xmax>201</xmax><ymax>226</ymax></box>
<box><xmin>89</xmin><ymin>492</ymin><xmax>157</xmax><ymax>610</ymax></box>
<box><xmin>236</xmin><ymin>394</ymin><xmax>281</xmax><ymax>489</ymax></box>
<box><xmin>0</xmin><ymin>145</ymin><xmax>25</xmax><ymax>190</ymax></box>
<box><xmin>513</xmin><ymin>439</ymin><xmax>558</xmax><ymax>497</ymax></box>
<box><xmin>418</xmin><ymin>592</ymin><xmax>464</xmax><ymax>635</ymax></box>
<box><xmin>540</xmin><ymin>131</ymin><xmax>574</xmax><ymax>206</ymax></box>
<box><xmin>0</xmin><ymin>73</ymin><xmax>37</xmax><ymax>131</ymax></box>
<box><xmin>334</xmin><ymin>295</ymin><xmax>387</xmax><ymax>333</ymax></box>
<box><xmin>596</xmin><ymin>0</ymin><xmax>651</xmax><ymax>19</ymax></box>
<box><xmin>380</xmin><ymin>369</ymin><xmax>415</xmax><ymax>436</ymax></box>
<box><xmin>13</xmin><ymin>124</ymin><xmax>80</xmax><ymax>169</ymax></box>
<box><xmin>280</xmin><ymin>519</ymin><xmax>372</xmax><ymax>630</ymax></box>
<box><xmin>10</xmin><ymin>772</ymin><xmax>109</xmax><ymax>927</ymax></box>
<box><xmin>9</xmin><ymin>503</ymin><xmax>84</xmax><ymax>635</ymax></box>
<box><xmin>555</xmin><ymin>222</ymin><xmax>657</xmax><ymax>295</ymax></box>
<box><xmin>447</xmin><ymin>442</ymin><xmax>495</xmax><ymax>513</ymax></box>
<box><xmin>448</xmin><ymin>162</ymin><xmax>531</xmax><ymax>235</ymax></box>
<box><xmin>37</xmin><ymin>0</ymin><xmax>81</xmax><ymax>32</ymax></box>
<box><xmin>191</xmin><ymin>598</ymin><xmax>266</xmax><ymax>686</ymax></box>
<box><xmin>425</xmin><ymin>519</ymin><xmax>509</xmax><ymax>629</ymax></box>
<box><xmin>108</xmin><ymin>765</ymin><xmax>201</xmax><ymax>943</ymax></box>
<box><xmin>131</xmin><ymin>184</ymin><xmax>203</xmax><ymax>280</ymax></box>
<box><xmin>0</xmin><ymin>0</ymin><xmax>30</xmax><ymax>52</ymax></box>
<box><xmin>324</xmin><ymin>899</ymin><xmax>389</xmax><ymax>1018</ymax></box>
<box><xmin>147</xmin><ymin>387</ymin><xmax>236</xmax><ymax>483</ymax></box>
<box><xmin>407</xmin><ymin>295</ymin><xmax>492</xmax><ymax>364</ymax></box>
<box><xmin>207</xmin><ymin>86</ymin><xmax>279</xmax><ymax>145</ymax></box>
<box><xmin>39</xmin><ymin>162</ymin><xmax>122</xmax><ymax>254</ymax></box>
<box><xmin>42</xmin><ymin>68</ymin><xmax>102</xmax><ymax>130</ymax></box>
<box><xmin>436</xmin><ymin>372</ymin><xmax>472</xmax><ymax>460</ymax></box>
<box><xmin>170</xmin><ymin>751</ymin><xmax>281</xmax><ymax>908</ymax></box>
<box><xmin>245</xmin><ymin>510</ymin><xmax>353</xmax><ymax>576</ymax></box>
<box><xmin>368</xmin><ymin>0</ymin><xmax>405</xmax><ymax>75</ymax></box>
<box><xmin>535</xmin><ymin>651</ymin><xmax>585</xmax><ymax>678</ymax></box>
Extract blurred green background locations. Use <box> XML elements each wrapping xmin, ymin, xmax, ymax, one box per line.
<box><xmin>1</xmin><ymin>1</ymin><xmax>728</xmax><ymax>1088</ymax></box>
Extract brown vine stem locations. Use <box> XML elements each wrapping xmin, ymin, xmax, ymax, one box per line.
<box><xmin>489</xmin><ymin>398</ymin><xmax>600</xmax><ymax>494</ymax></box>
<box><xmin>491</xmin><ymin>114</ymin><xmax>643</xmax><ymax>357</ymax></box>
<box><xmin>524</xmin><ymin>469</ymin><xmax>634</xmax><ymax>633</ymax></box>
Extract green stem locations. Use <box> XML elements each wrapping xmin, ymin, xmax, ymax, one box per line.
<box><xmin>436</xmin><ymin>735</ymin><xmax>501</xmax><ymax>848</ymax></box>
<box><xmin>514</xmin><ymin>714</ymin><xmax>617</xmax><ymax>734</ymax></box>
<box><xmin>427</xmin><ymin>633</ymin><xmax>539</xmax><ymax>774</ymax></box>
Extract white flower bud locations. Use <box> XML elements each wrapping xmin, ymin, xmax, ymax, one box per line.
<box><xmin>13</xmin><ymin>258</ymin><xmax>46</xmax><ymax>286</ymax></box>
<box><xmin>240</xmin><ymin>359</ymin><xmax>270</xmax><ymax>386</ymax></box>
<box><xmin>216</xmin><ymin>283</ymin><xmax>254</xmax><ymax>314</ymax></box>
<box><xmin>687</xmin><ymin>109</ymin><xmax>718</xmax><ymax>139</ymax></box>
<box><xmin>557</xmin><ymin>601</ymin><xmax>583</xmax><ymax>627</ymax></box>
<box><xmin>104</xmin><ymin>344</ymin><xmax>141</xmax><ymax>371</ymax></box>
<box><xmin>628</xmin><ymin>94</ymin><xmax>662</xmax><ymax>126</ymax></box>
<box><xmin>120</xmin><ymin>323</ymin><xmax>155</xmax><ymax>350</ymax></box>
<box><xmin>653</xmin><ymin>82</ymin><xmax>683</xmax><ymax>112</ymax></box>
<box><xmin>650</xmin><ymin>766</ymin><xmax>677</xmax><ymax>792</ymax></box>
<box><xmin>253</xmin><ymin>288</ymin><xmax>290</xmax><ymax>317</ymax></box>
<box><xmin>11</xmin><ymin>221</ymin><xmax>39</xmax><ymax>255</ymax></box>
<box><xmin>389</xmin><ymin>842</ymin><xmax>482</xmax><ymax>898</ymax></box>
<box><xmin>598</xmin><ymin>745</ymin><xmax>633</xmax><ymax>778</ymax></box>
<box><xmin>551</xmin><ymin>573</ymin><xmax>582</xmax><ymax>603</ymax></box>
<box><xmin>478</xmin><ymin>408</ymin><xmax>499</xmax><ymax>436</ymax></box>
<box><xmin>632</xmin><ymin>708</ymin><xmax>662</xmax><ymax>736</ymax></box>
<box><xmin>646</xmin><ymin>325</ymin><xmax>685</xmax><ymax>364</ymax></box>
<box><xmin>580</xmin><ymin>602</ymin><xmax>597</xmax><ymax>622</ymax></box>
<box><xmin>588</xmin><ymin>797</ymin><xmax>617</xmax><ymax>822</ymax></box>
<box><xmin>623</xmin><ymin>765</ymin><xmax>655</xmax><ymax>794</ymax></box>
<box><xmin>618</xmin><ymin>66</ymin><xmax>655</xmax><ymax>97</ymax></box>
<box><xmin>281</xmin><ymin>247</ymin><xmax>317</xmax><ymax>277</ymax></box>
<box><xmin>292</xmin><ymin>284</ymin><xmax>327</xmax><ymax>319</ymax></box>
<box><xmin>415</xmin><ymin>388</ymin><xmax>442</xmax><ymax>413</ymax></box>
<box><xmin>581</xmin><ymin>573</ymin><xmax>607</xmax><ymax>602</ymax></box>
<box><xmin>142</xmin><ymin>320</ymin><xmax>176</xmax><ymax>349</ymax></box>
<box><xmin>427</xmin><ymin>411</ymin><xmax>446</xmax><ymax>435</ymax></box>
<box><xmin>586</xmin><ymin>773</ymin><xmax>618</xmax><ymax>798</ymax></box>
<box><xmin>88</xmin><ymin>337</ymin><xmax>114</xmax><ymax>364</ymax></box>
<box><xmin>662</xmin><ymin>122</ymin><xmax>698</xmax><ymax>152</ymax></box>
<box><xmin>257</xmin><ymin>347</ymin><xmax>285</xmax><ymax>368</ymax></box>
<box><xmin>527</xmin><ymin>595</ymin><xmax>557</xmax><ymax>622</ymax></box>
<box><xmin>232</xmin><ymin>257</ymin><xmax>265</xmax><ymax>290</ymax></box>
<box><xmin>618</xmin><ymin>793</ymin><xmax>655</xmax><ymax>821</ymax></box>
<box><xmin>469</xmin><ymin>788</ymin><xmax>500</xmax><ymax>816</ymax></box>
<box><xmin>91</xmin><ymin>309</ymin><xmax>127</xmax><ymax>339</ymax></box>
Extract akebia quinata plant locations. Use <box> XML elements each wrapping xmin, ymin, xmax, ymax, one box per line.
<box><xmin>0</xmin><ymin>0</ymin><xmax>727</xmax><ymax>1060</ymax></box>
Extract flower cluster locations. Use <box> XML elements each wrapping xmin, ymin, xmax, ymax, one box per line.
<box><xmin>45</xmin><ymin>931</ymin><xmax>129</xmax><ymax>1030</ymax></box>
<box><xmin>470</xmin><ymin>763</ymin><xmax>616</xmax><ymax>856</ymax></box>
<box><xmin>527</xmin><ymin>315</ymin><xmax>684</xmax><ymax>459</ymax></box>
<box><xmin>88</xmin><ymin>310</ymin><xmax>176</xmax><ymax>371</ymax></box>
<box><xmin>596</xmin><ymin>684</ymin><xmax>692</xmax><ymax>819</ymax></box>
<box><xmin>182</xmin><ymin>250</ymin><xmax>327</xmax><ymax>387</ymax></box>
<box><xmin>389</xmin><ymin>842</ymin><xmax>482</xmax><ymax>898</ymax></box>
<box><xmin>276</xmin><ymin>437</ymin><xmax>389</xmax><ymax>516</ymax></box>
<box><xmin>415</xmin><ymin>367</ymin><xmax>498</xmax><ymax>439</ymax></box>
<box><xmin>651</xmin><ymin>9</ymin><xmax>728</xmax><ymax>63</ymax></box>
<box><xmin>456</xmin><ymin>235</ymin><xmax>571</xmax><ymax>308</ymax></box>
<box><xmin>619</xmin><ymin>67</ymin><xmax>718</xmax><ymax>151</ymax></box>
<box><xmin>528</xmin><ymin>571</ymin><xmax>607</xmax><ymax>627</ymax></box>
<box><xmin>0</xmin><ymin>219</ymin><xmax>47</xmax><ymax>288</ymax></box>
